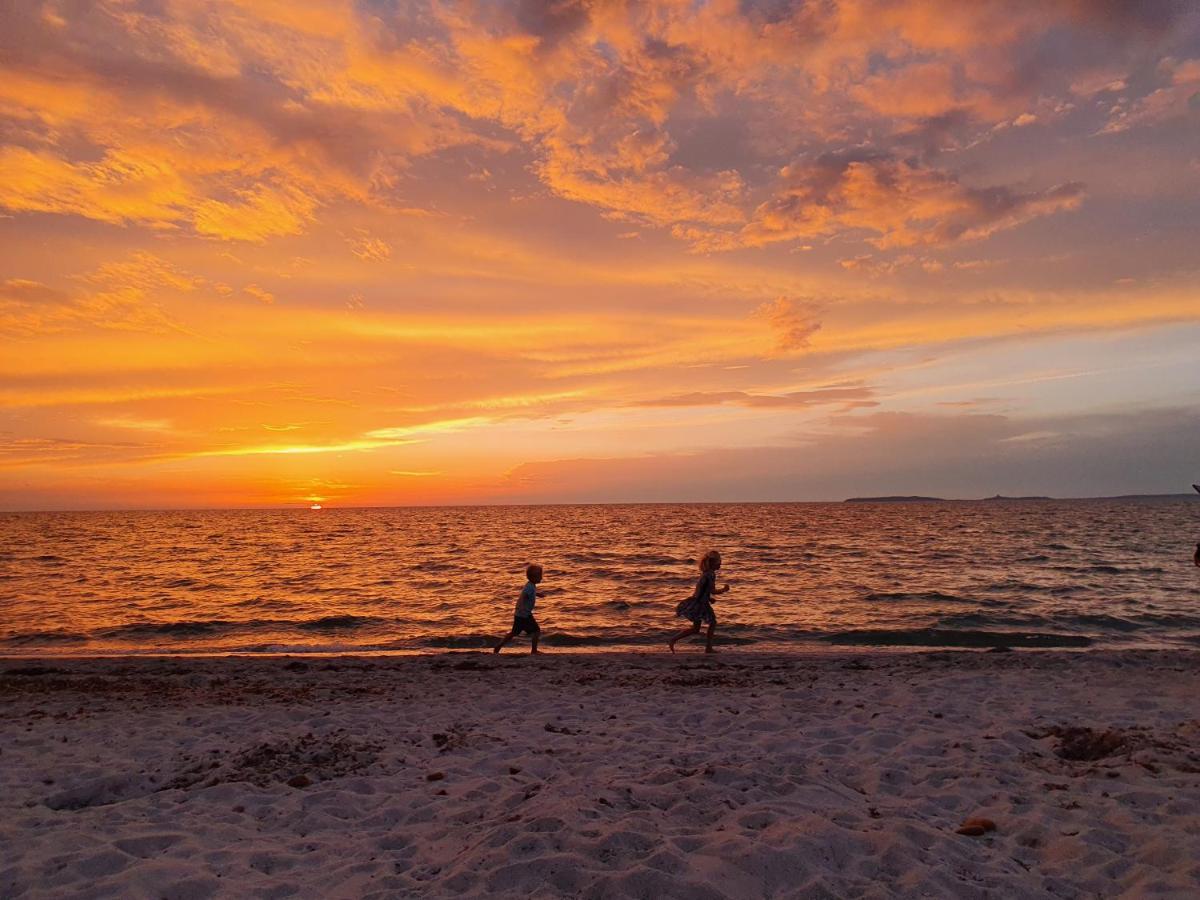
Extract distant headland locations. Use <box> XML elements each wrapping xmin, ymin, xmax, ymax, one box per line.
<box><xmin>844</xmin><ymin>493</ymin><xmax>1196</xmax><ymax>503</ymax></box>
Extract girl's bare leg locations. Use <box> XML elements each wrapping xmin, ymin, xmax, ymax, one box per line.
<box><xmin>704</xmin><ymin>622</ymin><xmax>717</xmax><ymax>653</ymax></box>
<box><xmin>669</xmin><ymin>623</ymin><xmax>701</xmax><ymax>652</ymax></box>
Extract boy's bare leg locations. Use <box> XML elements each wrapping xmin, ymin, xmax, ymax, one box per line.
<box><xmin>704</xmin><ymin>622</ymin><xmax>717</xmax><ymax>653</ymax></box>
<box><xmin>531</xmin><ymin>630</ymin><xmax>541</xmax><ymax>654</ymax></box>
<box><xmin>494</xmin><ymin>631</ymin><xmax>516</xmax><ymax>653</ymax></box>
<box><xmin>669</xmin><ymin>623</ymin><xmax>701</xmax><ymax>652</ymax></box>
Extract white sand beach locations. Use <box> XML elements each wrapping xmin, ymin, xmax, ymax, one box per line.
<box><xmin>1</xmin><ymin>650</ymin><xmax>1197</xmax><ymax>898</ymax></box>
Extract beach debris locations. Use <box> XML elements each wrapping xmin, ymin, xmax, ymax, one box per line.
<box><xmin>286</xmin><ymin>774</ymin><xmax>312</xmax><ymax>788</ymax></box>
<box><xmin>1023</xmin><ymin>723</ymin><xmax>1200</xmax><ymax>779</ymax></box>
<box><xmin>431</xmin><ymin>725</ymin><xmax>472</xmax><ymax>751</ymax></box>
<box><xmin>426</xmin><ymin>771</ymin><xmax>446</xmax><ymax>782</ymax></box>
<box><xmin>45</xmin><ymin>774</ymin><xmax>156</xmax><ymax>811</ymax></box>
<box><xmin>163</xmin><ymin>731</ymin><xmax>381</xmax><ymax>791</ymax></box>
<box><xmin>956</xmin><ymin>817</ymin><xmax>997</xmax><ymax>837</ymax></box>
<box><xmin>1051</xmin><ymin>726</ymin><xmax>1129</xmax><ymax>761</ymax></box>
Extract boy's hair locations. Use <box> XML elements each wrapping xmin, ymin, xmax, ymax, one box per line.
<box><xmin>699</xmin><ymin>550</ymin><xmax>721</xmax><ymax>572</ymax></box>
<box><xmin>526</xmin><ymin>563</ymin><xmax>543</xmax><ymax>580</ymax></box>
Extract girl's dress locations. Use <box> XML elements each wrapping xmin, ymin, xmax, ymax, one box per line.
<box><xmin>676</xmin><ymin>570</ymin><xmax>717</xmax><ymax>626</ymax></box>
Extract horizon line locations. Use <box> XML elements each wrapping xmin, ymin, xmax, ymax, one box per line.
<box><xmin>2</xmin><ymin>492</ymin><xmax>1197</xmax><ymax>515</ymax></box>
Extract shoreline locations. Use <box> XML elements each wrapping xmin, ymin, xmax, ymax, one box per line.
<box><xmin>3</xmin><ymin>650</ymin><xmax>1198</xmax><ymax>897</ymax></box>
<box><xmin>1</xmin><ymin>638</ymin><xmax>1190</xmax><ymax>661</ymax></box>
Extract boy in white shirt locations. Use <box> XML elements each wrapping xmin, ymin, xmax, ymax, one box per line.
<box><xmin>493</xmin><ymin>563</ymin><xmax>543</xmax><ymax>655</ymax></box>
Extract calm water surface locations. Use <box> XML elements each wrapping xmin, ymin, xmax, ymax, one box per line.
<box><xmin>2</xmin><ymin>500</ymin><xmax>1198</xmax><ymax>655</ymax></box>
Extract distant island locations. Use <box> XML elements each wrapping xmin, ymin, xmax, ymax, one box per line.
<box><xmin>844</xmin><ymin>494</ymin><xmax>1051</xmax><ymax>503</ymax></box>
<box><xmin>845</xmin><ymin>493</ymin><xmax>1195</xmax><ymax>503</ymax></box>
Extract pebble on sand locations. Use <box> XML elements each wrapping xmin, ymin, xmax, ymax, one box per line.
<box><xmin>956</xmin><ymin>817</ymin><xmax>997</xmax><ymax>837</ymax></box>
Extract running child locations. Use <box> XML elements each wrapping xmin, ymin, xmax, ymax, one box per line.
<box><xmin>669</xmin><ymin>550</ymin><xmax>729</xmax><ymax>653</ymax></box>
<box><xmin>494</xmin><ymin>563</ymin><xmax>544</xmax><ymax>654</ymax></box>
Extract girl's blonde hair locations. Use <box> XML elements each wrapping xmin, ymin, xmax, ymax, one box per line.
<box><xmin>699</xmin><ymin>550</ymin><xmax>722</xmax><ymax>572</ymax></box>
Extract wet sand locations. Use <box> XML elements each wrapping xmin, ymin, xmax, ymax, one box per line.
<box><xmin>1</xmin><ymin>650</ymin><xmax>1198</xmax><ymax>898</ymax></box>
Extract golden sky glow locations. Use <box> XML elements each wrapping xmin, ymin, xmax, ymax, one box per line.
<box><xmin>2</xmin><ymin>1</ymin><xmax>1198</xmax><ymax>508</ymax></box>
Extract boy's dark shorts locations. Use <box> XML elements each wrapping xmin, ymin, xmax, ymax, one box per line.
<box><xmin>511</xmin><ymin>615</ymin><xmax>540</xmax><ymax>635</ymax></box>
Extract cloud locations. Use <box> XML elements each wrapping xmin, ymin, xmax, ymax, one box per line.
<box><xmin>502</xmin><ymin>407</ymin><xmax>1200</xmax><ymax>502</ymax></box>
<box><xmin>242</xmin><ymin>284</ymin><xmax>276</xmax><ymax>305</ymax></box>
<box><xmin>347</xmin><ymin>231</ymin><xmax>393</xmax><ymax>262</ymax></box>
<box><xmin>0</xmin><ymin>0</ymin><xmax>1190</xmax><ymax>253</ymax></box>
<box><xmin>94</xmin><ymin>416</ymin><xmax>174</xmax><ymax>433</ymax></box>
<box><xmin>1101</xmin><ymin>57</ymin><xmax>1200</xmax><ymax>133</ymax></box>
<box><xmin>700</xmin><ymin>153</ymin><xmax>1086</xmax><ymax>251</ymax></box>
<box><xmin>754</xmin><ymin>297</ymin><xmax>823</xmax><ymax>352</ymax></box>
<box><xmin>0</xmin><ymin>3</ymin><xmax>477</xmax><ymax>239</ymax></box>
<box><xmin>632</xmin><ymin>385</ymin><xmax>874</xmax><ymax>409</ymax></box>
<box><xmin>0</xmin><ymin>253</ymin><xmax>200</xmax><ymax>336</ymax></box>
<box><xmin>0</xmin><ymin>434</ymin><xmax>149</xmax><ymax>469</ymax></box>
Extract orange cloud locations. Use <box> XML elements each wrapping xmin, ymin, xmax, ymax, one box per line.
<box><xmin>703</xmin><ymin>154</ymin><xmax>1086</xmax><ymax>251</ymax></box>
<box><xmin>632</xmin><ymin>385</ymin><xmax>874</xmax><ymax>410</ymax></box>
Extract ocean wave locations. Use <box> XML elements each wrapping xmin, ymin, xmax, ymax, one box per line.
<box><xmin>863</xmin><ymin>591</ymin><xmax>976</xmax><ymax>605</ymax></box>
<box><xmin>935</xmin><ymin>612</ymin><xmax>1053</xmax><ymax>630</ymax></box>
<box><xmin>1</xmin><ymin>630</ymin><xmax>90</xmax><ymax>645</ymax></box>
<box><xmin>421</xmin><ymin>634</ymin><xmax>498</xmax><ymax>649</ymax></box>
<box><xmin>78</xmin><ymin>613</ymin><xmax>390</xmax><ymax>642</ymax></box>
<box><xmin>1055</xmin><ymin>564</ymin><xmax>1163</xmax><ymax>576</ymax></box>
<box><xmin>295</xmin><ymin>614</ymin><xmax>383</xmax><ymax>631</ymax></box>
<box><xmin>822</xmin><ymin>628</ymin><xmax>1093</xmax><ymax>648</ymax></box>
<box><xmin>1129</xmin><ymin>612</ymin><xmax>1200</xmax><ymax>628</ymax></box>
<box><xmin>544</xmin><ymin>633</ymin><xmax>609</xmax><ymax>647</ymax></box>
<box><xmin>162</xmin><ymin>578</ymin><xmax>229</xmax><ymax>591</ymax></box>
<box><xmin>97</xmin><ymin>619</ymin><xmax>242</xmax><ymax>639</ymax></box>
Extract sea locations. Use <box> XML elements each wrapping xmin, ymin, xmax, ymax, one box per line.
<box><xmin>2</xmin><ymin>499</ymin><xmax>1198</xmax><ymax>656</ymax></box>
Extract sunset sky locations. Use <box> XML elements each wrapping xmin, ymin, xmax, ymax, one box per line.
<box><xmin>2</xmin><ymin>0</ymin><xmax>1198</xmax><ymax>509</ymax></box>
